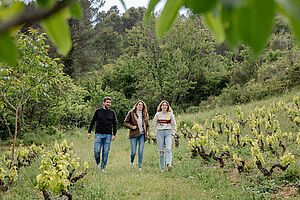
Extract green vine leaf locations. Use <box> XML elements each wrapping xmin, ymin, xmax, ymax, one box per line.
<box><xmin>145</xmin><ymin>0</ymin><xmax>160</xmax><ymax>23</ymax></box>
<box><xmin>156</xmin><ymin>0</ymin><xmax>185</xmax><ymax>42</ymax></box>
<box><xmin>0</xmin><ymin>32</ymin><xmax>17</xmax><ymax>65</ymax></box>
<box><xmin>185</xmin><ymin>0</ymin><xmax>217</xmax><ymax>14</ymax></box>
<box><xmin>221</xmin><ymin>7</ymin><xmax>240</xmax><ymax>49</ymax></box>
<box><xmin>275</xmin><ymin>0</ymin><xmax>300</xmax><ymax>45</ymax></box>
<box><xmin>36</xmin><ymin>0</ymin><xmax>56</xmax><ymax>8</ymax></box>
<box><xmin>69</xmin><ymin>2</ymin><xmax>83</xmax><ymax>20</ymax></box>
<box><xmin>42</xmin><ymin>10</ymin><xmax>71</xmax><ymax>56</ymax></box>
<box><xmin>237</xmin><ymin>0</ymin><xmax>275</xmax><ymax>55</ymax></box>
<box><xmin>204</xmin><ymin>6</ymin><xmax>225</xmax><ymax>43</ymax></box>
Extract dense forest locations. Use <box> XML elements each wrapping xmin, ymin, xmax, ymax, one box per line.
<box><xmin>0</xmin><ymin>0</ymin><xmax>299</xmax><ymax>142</ymax></box>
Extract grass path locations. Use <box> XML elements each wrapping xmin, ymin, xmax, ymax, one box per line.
<box><xmin>1</xmin><ymin>128</ymin><xmax>249</xmax><ymax>200</ymax></box>
<box><xmin>70</xmin><ymin>129</ymin><xmax>212</xmax><ymax>199</ymax></box>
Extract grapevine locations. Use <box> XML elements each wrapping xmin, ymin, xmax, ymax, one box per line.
<box><xmin>0</xmin><ymin>143</ymin><xmax>42</xmax><ymax>191</ymax></box>
<box><xmin>181</xmin><ymin>98</ymin><xmax>298</xmax><ymax>177</ymax></box>
<box><xmin>36</xmin><ymin>140</ymin><xmax>88</xmax><ymax>200</ymax></box>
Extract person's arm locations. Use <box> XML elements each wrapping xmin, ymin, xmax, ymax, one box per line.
<box><xmin>171</xmin><ymin>113</ymin><xmax>177</xmax><ymax>136</ymax></box>
<box><xmin>152</xmin><ymin>113</ymin><xmax>158</xmax><ymax>136</ymax></box>
<box><xmin>145</xmin><ymin>120</ymin><xmax>149</xmax><ymax>134</ymax></box>
<box><xmin>123</xmin><ymin>111</ymin><xmax>136</xmax><ymax>129</ymax></box>
<box><xmin>112</xmin><ymin>110</ymin><xmax>118</xmax><ymax>136</ymax></box>
<box><xmin>144</xmin><ymin>119</ymin><xmax>150</xmax><ymax>140</ymax></box>
<box><xmin>88</xmin><ymin>111</ymin><xmax>97</xmax><ymax>139</ymax></box>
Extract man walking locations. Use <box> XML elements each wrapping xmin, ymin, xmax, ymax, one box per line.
<box><xmin>88</xmin><ymin>97</ymin><xmax>118</xmax><ymax>171</ymax></box>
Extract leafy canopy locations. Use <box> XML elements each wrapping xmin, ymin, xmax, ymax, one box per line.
<box><xmin>1</xmin><ymin>0</ymin><xmax>300</xmax><ymax>65</ymax></box>
<box><xmin>146</xmin><ymin>0</ymin><xmax>300</xmax><ymax>55</ymax></box>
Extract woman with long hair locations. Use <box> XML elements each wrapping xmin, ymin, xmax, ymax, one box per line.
<box><xmin>124</xmin><ymin>100</ymin><xmax>149</xmax><ymax>170</ymax></box>
<box><xmin>152</xmin><ymin>100</ymin><xmax>176</xmax><ymax>171</ymax></box>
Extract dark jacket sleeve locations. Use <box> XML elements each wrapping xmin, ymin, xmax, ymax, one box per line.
<box><xmin>124</xmin><ymin>111</ymin><xmax>134</xmax><ymax>129</ymax></box>
<box><xmin>144</xmin><ymin>119</ymin><xmax>150</xmax><ymax>140</ymax></box>
<box><xmin>112</xmin><ymin>110</ymin><xmax>118</xmax><ymax>135</ymax></box>
<box><xmin>88</xmin><ymin>111</ymin><xmax>97</xmax><ymax>133</ymax></box>
<box><xmin>145</xmin><ymin>120</ymin><xmax>149</xmax><ymax>133</ymax></box>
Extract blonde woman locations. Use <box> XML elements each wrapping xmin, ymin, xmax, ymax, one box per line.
<box><xmin>124</xmin><ymin>100</ymin><xmax>149</xmax><ymax>170</ymax></box>
<box><xmin>152</xmin><ymin>100</ymin><xmax>176</xmax><ymax>171</ymax></box>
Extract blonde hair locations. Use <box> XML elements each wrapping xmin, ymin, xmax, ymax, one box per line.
<box><xmin>157</xmin><ymin>100</ymin><xmax>173</xmax><ymax>113</ymax></box>
<box><xmin>132</xmin><ymin>100</ymin><xmax>149</xmax><ymax>120</ymax></box>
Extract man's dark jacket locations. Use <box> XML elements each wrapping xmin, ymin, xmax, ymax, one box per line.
<box><xmin>88</xmin><ymin>107</ymin><xmax>118</xmax><ymax>135</ymax></box>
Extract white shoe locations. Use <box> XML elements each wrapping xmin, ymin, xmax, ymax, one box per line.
<box><xmin>138</xmin><ymin>168</ymin><xmax>142</xmax><ymax>171</ymax></box>
<box><xmin>167</xmin><ymin>165</ymin><xmax>173</xmax><ymax>171</ymax></box>
<box><xmin>130</xmin><ymin>163</ymin><xmax>134</xmax><ymax>168</ymax></box>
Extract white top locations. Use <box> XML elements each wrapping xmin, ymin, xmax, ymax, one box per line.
<box><xmin>152</xmin><ymin>111</ymin><xmax>176</xmax><ymax>136</ymax></box>
<box><xmin>137</xmin><ymin>110</ymin><xmax>143</xmax><ymax>132</ymax></box>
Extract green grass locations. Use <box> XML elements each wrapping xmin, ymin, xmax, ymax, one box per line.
<box><xmin>1</xmin><ymin>129</ymin><xmax>251</xmax><ymax>200</ymax></box>
<box><xmin>1</xmin><ymin>87</ymin><xmax>299</xmax><ymax>199</ymax></box>
<box><xmin>179</xmin><ymin>86</ymin><xmax>300</xmax><ymax>123</ymax></box>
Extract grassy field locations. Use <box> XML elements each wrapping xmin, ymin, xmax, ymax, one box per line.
<box><xmin>1</xmin><ymin>129</ymin><xmax>252</xmax><ymax>200</ymax></box>
<box><xmin>1</xmin><ymin>88</ymin><xmax>299</xmax><ymax>200</ymax></box>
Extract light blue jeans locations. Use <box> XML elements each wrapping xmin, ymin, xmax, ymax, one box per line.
<box><xmin>94</xmin><ymin>134</ymin><xmax>112</xmax><ymax>169</ymax></box>
<box><xmin>130</xmin><ymin>134</ymin><xmax>145</xmax><ymax>168</ymax></box>
<box><xmin>157</xmin><ymin>129</ymin><xmax>172</xmax><ymax>170</ymax></box>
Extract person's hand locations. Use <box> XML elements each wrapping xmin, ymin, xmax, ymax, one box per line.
<box><xmin>132</xmin><ymin>126</ymin><xmax>137</xmax><ymax>130</ymax></box>
<box><xmin>88</xmin><ymin>133</ymin><xmax>91</xmax><ymax>139</ymax></box>
<box><xmin>112</xmin><ymin>135</ymin><xmax>116</xmax><ymax>141</ymax></box>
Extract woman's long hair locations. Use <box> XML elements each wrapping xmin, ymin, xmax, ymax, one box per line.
<box><xmin>157</xmin><ymin>100</ymin><xmax>173</xmax><ymax>113</ymax></box>
<box><xmin>132</xmin><ymin>100</ymin><xmax>149</xmax><ymax>120</ymax></box>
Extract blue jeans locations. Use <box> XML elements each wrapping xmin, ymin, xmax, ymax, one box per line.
<box><xmin>130</xmin><ymin>134</ymin><xmax>145</xmax><ymax>168</ymax></box>
<box><xmin>157</xmin><ymin>129</ymin><xmax>172</xmax><ymax>170</ymax></box>
<box><xmin>94</xmin><ymin>134</ymin><xmax>112</xmax><ymax>169</ymax></box>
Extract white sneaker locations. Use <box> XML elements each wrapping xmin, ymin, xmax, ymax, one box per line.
<box><xmin>101</xmin><ymin>169</ymin><xmax>106</xmax><ymax>173</ymax></box>
<box><xmin>138</xmin><ymin>168</ymin><xmax>142</xmax><ymax>171</ymax></box>
<box><xmin>96</xmin><ymin>165</ymin><xmax>100</xmax><ymax>170</ymax></box>
<box><xmin>167</xmin><ymin>165</ymin><xmax>173</xmax><ymax>171</ymax></box>
<box><xmin>130</xmin><ymin>163</ymin><xmax>134</xmax><ymax>168</ymax></box>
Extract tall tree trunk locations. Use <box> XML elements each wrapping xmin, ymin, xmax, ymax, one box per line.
<box><xmin>10</xmin><ymin>109</ymin><xmax>18</xmax><ymax>169</ymax></box>
<box><xmin>19</xmin><ymin>104</ymin><xmax>24</xmax><ymax>136</ymax></box>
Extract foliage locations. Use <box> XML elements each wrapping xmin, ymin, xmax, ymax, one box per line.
<box><xmin>0</xmin><ymin>29</ymin><xmax>67</xmax><ymax>142</ymax></box>
<box><xmin>61</xmin><ymin>0</ymin><xmax>100</xmax><ymax>77</ymax></box>
<box><xmin>1</xmin><ymin>0</ymin><xmax>300</xmax><ymax>67</ymax></box>
<box><xmin>184</xmin><ymin>99</ymin><xmax>299</xmax><ymax>177</ymax></box>
<box><xmin>0</xmin><ymin>143</ymin><xmax>42</xmax><ymax>191</ymax></box>
<box><xmin>2</xmin><ymin>90</ymin><xmax>300</xmax><ymax>199</ymax></box>
<box><xmin>36</xmin><ymin>140</ymin><xmax>88</xmax><ymax>200</ymax></box>
<box><xmin>146</xmin><ymin>0</ymin><xmax>300</xmax><ymax>56</ymax></box>
<box><xmin>102</xmin><ymin>15</ymin><xmax>230</xmax><ymax>115</ymax></box>
<box><xmin>0</xmin><ymin>0</ymin><xmax>83</xmax><ymax>65</ymax></box>
<box><xmin>199</xmin><ymin>42</ymin><xmax>300</xmax><ymax>108</ymax></box>
<box><xmin>0</xmin><ymin>28</ymin><xmax>70</xmax><ymax>172</ymax></box>
<box><xmin>80</xmin><ymin>75</ymin><xmax>132</xmax><ymax>126</ymax></box>
<box><xmin>0</xmin><ymin>29</ymin><xmax>64</xmax><ymax>112</ymax></box>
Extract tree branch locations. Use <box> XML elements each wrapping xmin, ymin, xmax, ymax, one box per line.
<box><xmin>0</xmin><ymin>89</ymin><xmax>17</xmax><ymax>111</ymax></box>
<box><xmin>0</xmin><ymin>0</ymin><xmax>76</xmax><ymax>34</ymax></box>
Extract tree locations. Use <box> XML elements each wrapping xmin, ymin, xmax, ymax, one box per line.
<box><xmin>101</xmin><ymin>14</ymin><xmax>231</xmax><ymax>114</ymax></box>
<box><xmin>95</xmin><ymin>28</ymin><xmax>123</xmax><ymax>65</ymax></box>
<box><xmin>0</xmin><ymin>29</ymin><xmax>65</xmax><ymax>167</ymax></box>
<box><xmin>63</xmin><ymin>0</ymin><xmax>99</xmax><ymax>77</ymax></box>
<box><xmin>122</xmin><ymin>7</ymin><xmax>145</xmax><ymax>32</ymax></box>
